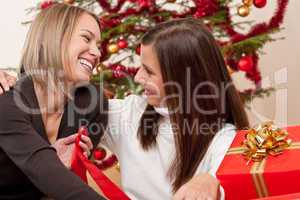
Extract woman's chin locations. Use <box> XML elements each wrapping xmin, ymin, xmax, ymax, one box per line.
<box><xmin>72</xmin><ymin>75</ymin><xmax>91</xmax><ymax>85</ymax></box>
<box><xmin>75</xmin><ymin>68</ymin><xmax>92</xmax><ymax>81</ymax></box>
<box><xmin>146</xmin><ymin>96</ymin><xmax>161</xmax><ymax>107</ymax></box>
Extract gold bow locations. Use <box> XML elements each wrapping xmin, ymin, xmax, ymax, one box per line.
<box><xmin>242</xmin><ymin>122</ymin><xmax>292</xmax><ymax>162</ymax></box>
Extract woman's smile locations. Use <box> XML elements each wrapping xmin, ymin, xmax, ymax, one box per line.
<box><xmin>143</xmin><ymin>87</ymin><xmax>157</xmax><ymax>96</ymax></box>
<box><xmin>78</xmin><ymin>58</ymin><xmax>95</xmax><ymax>74</ymax></box>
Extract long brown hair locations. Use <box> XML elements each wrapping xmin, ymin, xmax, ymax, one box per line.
<box><xmin>138</xmin><ymin>18</ymin><xmax>249</xmax><ymax>192</ymax></box>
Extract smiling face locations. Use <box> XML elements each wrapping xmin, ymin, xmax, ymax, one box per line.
<box><xmin>63</xmin><ymin>13</ymin><xmax>101</xmax><ymax>84</ymax></box>
<box><xmin>134</xmin><ymin>44</ymin><xmax>166</xmax><ymax>107</ymax></box>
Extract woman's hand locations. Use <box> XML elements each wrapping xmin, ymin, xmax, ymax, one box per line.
<box><xmin>173</xmin><ymin>173</ymin><xmax>220</xmax><ymax>200</ymax></box>
<box><xmin>0</xmin><ymin>70</ymin><xmax>16</xmax><ymax>94</ymax></box>
<box><xmin>52</xmin><ymin>134</ymin><xmax>77</xmax><ymax>169</ymax></box>
<box><xmin>52</xmin><ymin>133</ymin><xmax>94</xmax><ymax>169</ymax></box>
<box><xmin>79</xmin><ymin>133</ymin><xmax>93</xmax><ymax>158</ymax></box>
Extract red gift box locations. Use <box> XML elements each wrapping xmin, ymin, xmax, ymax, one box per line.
<box><xmin>216</xmin><ymin>126</ymin><xmax>300</xmax><ymax>200</ymax></box>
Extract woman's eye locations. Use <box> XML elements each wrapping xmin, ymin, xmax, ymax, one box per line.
<box><xmin>144</xmin><ymin>68</ymin><xmax>153</xmax><ymax>75</ymax></box>
<box><xmin>82</xmin><ymin>35</ymin><xmax>90</xmax><ymax>42</ymax></box>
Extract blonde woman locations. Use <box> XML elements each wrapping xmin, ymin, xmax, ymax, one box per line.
<box><xmin>0</xmin><ymin>4</ymin><xmax>107</xmax><ymax>200</ymax></box>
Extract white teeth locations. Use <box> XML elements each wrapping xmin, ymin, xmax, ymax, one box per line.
<box><xmin>79</xmin><ymin>59</ymin><xmax>93</xmax><ymax>71</ymax></box>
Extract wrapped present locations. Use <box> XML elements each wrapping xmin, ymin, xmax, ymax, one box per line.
<box><xmin>216</xmin><ymin>123</ymin><xmax>300</xmax><ymax>200</ymax></box>
<box><xmin>71</xmin><ymin>127</ymin><xmax>130</xmax><ymax>200</ymax></box>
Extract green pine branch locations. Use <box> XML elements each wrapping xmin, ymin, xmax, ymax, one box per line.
<box><xmin>202</xmin><ymin>10</ymin><xmax>228</xmax><ymax>25</ymax></box>
<box><xmin>101</xmin><ymin>16</ymin><xmax>143</xmax><ymax>40</ymax></box>
<box><xmin>217</xmin><ymin>0</ymin><xmax>235</xmax><ymax>7</ymax></box>
<box><xmin>221</xmin><ymin>29</ymin><xmax>282</xmax><ymax>56</ymax></box>
<box><xmin>241</xmin><ymin>87</ymin><xmax>275</xmax><ymax>106</ymax></box>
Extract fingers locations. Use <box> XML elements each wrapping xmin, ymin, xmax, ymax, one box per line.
<box><xmin>0</xmin><ymin>71</ymin><xmax>9</xmax><ymax>92</ymax></box>
<box><xmin>63</xmin><ymin>133</ymin><xmax>78</xmax><ymax>145</ymax></box>
<box><xmin>58</xmin><ymin>132</ymin><xmax>93</xmax><ymax>159</ymax></box>
<box><xmin>79</xmin><ymin>141</ymin><xmax>91</xmax><ymax>158</ymax></box>
<box><xmin>7</xmin><ymin>75</ymin><xmax>16</xmax><ymax>88</ymax></box>
<box><xmin>80</xmin><ymin>134</ymin><xmax>93</xmax><ymax>150</ymax></box>
<box><xmin>0</xmin><ymin>87</ymin><xmax>3</xmax><ymax>95</ymax></box>
<box><xmin>79</xmin><ymin>135</ymin><xmax>93</xmax><ymax>158</ymax></box>
<box><xmin>62</xmin><ymin>133</ymin><xmax>93</xmax><ymax>147</ymax></box>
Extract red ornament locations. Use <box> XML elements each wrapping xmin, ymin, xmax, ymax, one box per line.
<box><xmin>112</xmin><ymin>65</ymin><xmax>126</xmax><ymax>78</ymax></box>
<box><xmin>253</xmin><ymin>0</ymin><xmax>267</xmax><ymax>8</ymax></box>
<box><xmin>115</xmin><ymin>65</ymin><xmax>125</xmax><ymax>71</ymax></box>
<box><xmin>93</xmin><ymin>148</ymin><xmax>107</xmax><ymax>160</ymax></box>
<box><xmin>40</xmin><ymin>0</ymin><xmax>54</xmax><ymax>9</ymax></box>
<box><xmin>127</xmin><ymin>67</ymin><xmax>138</xmax><ymax>75</ymax></box>
<box><xmin>238</xmin><ymin>56</ymin><xmax>254</xmax><ymax>72</ymax></box>
<box><xmin>193</xmin><ymin>0</ymin><xmax>219</xmax><ymax>18</ymax></box>
<box><xmin>95</xmin><ymin>155</ymin><xmax>118</xmax><ymax>170</ymax></box>
<box><xmin>153</xmin><ymin>16</ymin><xmax>163</xmax><ymax>22</ymax></box>
<box><xmin>136</xmin><ymin>46</ymin><xmax>141</xmax><ymax>55</ymax></box>
<box><xmin>252</xmin><ymin>72</ymin><xmax>262</xmax><ymax>84</ymax></box>
<box><xmin>117</xmin><ymin>39</ymin><xmax>128</xmax><ymax>49</ymax></box>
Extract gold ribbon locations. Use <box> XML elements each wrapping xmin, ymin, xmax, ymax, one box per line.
<box><xmin>250</xmin><ymin>159</ymin><xmax>268</xmax><ymax>197</ymax></box>
<box><xmin>242</xmin><ymin>122</ymin><xmax>292</xmax><ymax>162</ymax></box>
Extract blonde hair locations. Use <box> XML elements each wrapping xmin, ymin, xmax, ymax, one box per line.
<box><xmin>20</xmin><ymin>3</ymin><xmax>100</xmax><ymax>93</ymax></box>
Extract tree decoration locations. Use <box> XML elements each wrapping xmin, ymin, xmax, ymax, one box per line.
<box><xmin>135</xmin><ymin>46</ymin><xmax>141</xmax><ymax>55</ymax></box>
<box><xmin>93</xmin><ymin>148</ymin><xmax>107</xmax><ymax>160</ymax></box>
<box><xmin>107</xmin><ymin>43</ymin><xmax>119</xmax><ymax>54</ymax></box>
<box><xmin>30</xmin><ymin>0</ymin><xmax>289</xmax><ymax>102</ymax></box>
<box><xmin>117</xmin><ymin>39</ymin><xmax>128</xmax><ymax>49</ymax></box>
<box><xmin>243</xmin><ymin>0</ymin><xmax>253</xmax><ymax>6</ymax></box>
<box><xmin>40</xmin><ymin>0</ymin><xmax>54</xmax><ymax>9</ymax></box>
<box><xmin>238</xmin><ymin>55</ymin><xmax>254</xmax><ymax>72</ymax></box>
<box><xmin>238</xmin><ymin>4</ymin><xmax>251</xmax><ymax>17</ymax></box>
<box><xmin>254</xmin><ymin>0</ymin><xmax>267</xmax><ymax>8</ymax></box>
<box><xmin>238</xmin><ymin>0</ymin><xmax>268</xmax><ymax>17</ymax></box>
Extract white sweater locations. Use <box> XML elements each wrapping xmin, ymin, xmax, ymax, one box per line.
<box><xmin>102</xmin><ymin>95</ymin><xmax>236</xmax><ymax>200</ymax></box>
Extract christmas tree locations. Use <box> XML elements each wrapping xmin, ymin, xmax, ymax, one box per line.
<box><xmin>27</xmin><ymin>0</ymin><xmax>289</xmax><ymax>102</ymax></box>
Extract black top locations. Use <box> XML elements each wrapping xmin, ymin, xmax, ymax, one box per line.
<box><xmin>0</xmin><ymin>75</ymin><xmax>108</xmax><ymax>200</ymax></box>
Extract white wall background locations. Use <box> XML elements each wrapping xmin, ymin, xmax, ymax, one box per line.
<box><xmin>0</xmin><ymin>0</ymin><xmax>37</xmax><ymax>69</ymax></box>
<box><xmin>0</xmin><ymin>0</ymin><xmax>299</xmax><ymax>126</ymax></box>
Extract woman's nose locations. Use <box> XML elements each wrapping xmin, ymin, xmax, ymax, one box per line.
<box><xmin>90</xmin><ymin>44</ymin><xmax>101</xmax><ymax>58</ymax></box>
<box><xmin>134</xmin><ymin>68</ymin><xmax>145</xmax><ymax>85</ymax></box>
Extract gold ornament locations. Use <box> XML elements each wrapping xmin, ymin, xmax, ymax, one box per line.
<box><xmin>243</xmin><ymin>0</ymin><xmax>253</xmax><ymax>6</ymax></box>
<box><xmin>237</xmin><ymin>5</ymin><xmax>250</xmax><ymax>17</ymax></box>
<box><xmin>63</xmin><ymin>0</ymin><xmax>75</xmax><ymax>4</ymax></box>
<box><xmin>96</xmin><ymin>63</ymin><xmax>106</xmax><ymax>73</ymax></box>
<box><xmin>107</xmin><ymin>43</ymin><xmax>119</xmax><ymax>54</ymax></box>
